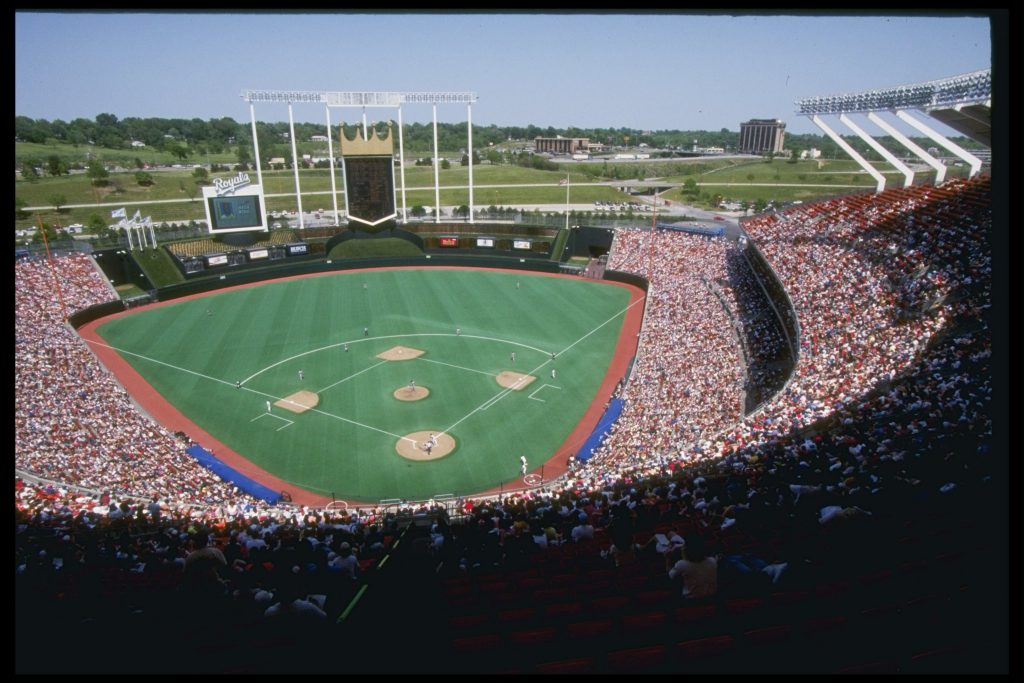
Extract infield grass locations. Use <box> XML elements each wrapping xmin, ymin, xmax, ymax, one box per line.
<box><xmin>94</xmin><ymin>269</ymin><xmax>635</xmax><ymax>501</ymax></box>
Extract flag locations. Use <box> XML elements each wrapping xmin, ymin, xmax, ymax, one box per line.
<box><xmin>111</xmin><ymin>208</ymin><xmax>126</xmax><ymax>219</ymax></box>
<box><xmin>559</xmin><ymin>177</ymin><xmax>569</xmax><ymax>186</ymax></box>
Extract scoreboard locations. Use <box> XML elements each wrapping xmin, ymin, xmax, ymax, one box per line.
<box><xmin>202</xmin><ymin>172</ymin><xmax>269</xmax><ymax>234</ymax></box>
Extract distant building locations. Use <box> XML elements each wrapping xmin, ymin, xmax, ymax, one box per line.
<box><xmin>800</xmin><ymin>148</ymin><xmax>822</xmax><ymax>160</ymax></box>
<box><xmin>534</xmin><ymin>137</ymin><xmax>590</xmax><ymax>155</ymax></box>
<box><xmin>704</xmin><ymin>146</ymin><xmax>725</xmax><ymax>155</ymax></box>
<box><xmin>310</xmin><ymin>135</ymin><xmax>329</xmax><ymax>143</ymax></box>
<box><xmin>130</xmin><ymin>140</ymin><xmax>146</xmax><ymax>148</ymax></box>
<box><xmin>739</xmin><ymin>119</ymin><xmax>786</xmax><ymax>154</ymax></box>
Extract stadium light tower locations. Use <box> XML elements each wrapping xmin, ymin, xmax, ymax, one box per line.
<box><xmin>241</xmin><ymin>90</ymin><xmax>478</xmax><ymax>225</ymax></box>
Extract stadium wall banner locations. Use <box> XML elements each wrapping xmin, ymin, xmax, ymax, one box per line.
<box><xmin>247</xmin><ymin>248</ymin><xmax>269</xmax><ymax>260</ymax></box>
<box><xmin>476</xmin><ymin>237</ymin><xmax>495</xmax><ymax>248</ymax></box>
<box><xmin>513</xmin><ymin>239</ymin><xmax>532</xmax><ymax>250</ymax></box>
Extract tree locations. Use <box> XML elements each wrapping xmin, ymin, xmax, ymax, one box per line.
<box><xmin>169</xmin><ymin>143</ymin><xmax>189</xmax><ymax>161</ymax></box>
<box><xmin>46</xmin><ymin>155</ymin><xmax>67</xmax><ymax>177</ymax></box>
<box><xmin>441</xmin><ymin>158</ymin><xmax>451</xmax><ymax>170</ymax></box>
<box><xmin>455</xmin><ymin>205</ymin><xmax>470</xmax><ymax>218</ymax></box>
<box><xmin>20</xmin><ymin>161</ymin><xmax>40</xmax><ymax>181</ymax></box>
<box><xmin>87</xmin><ymin>160</ymin><xmax>110</xmax><ymax>187</ymax></box>
<box><xmin>788</xmin><ymin>147</ymin><xmax>801</xmax><ymax>163</ymax></box>
<box><xmin>135</xmin><ymin>157</ymin><xmax>146</xmax><ymax>169</ymax></box>
<box><xmin>236</xmin><ymin>144</ymin><xmax>252</xmax><ymax>168</ymax></box>
<box><xmin>410</xmin><ymin>205</ymin><xmax>426</xmax><ymax>217</ymax></box>
<box><xmin>48</xmin><ymin>193</ymin><xmax>67</xmax><ymax>213</ymax></box>
<box><xmin>682</xmin><ymin>178</ymin><xmax>699</xmax><ymax>196</ymax></box>
<box><xmin>87</xmin><ymin>213</ymin><xmax>108</xmax><ymax>236</ymax></box>
<box><xmin>135</xmin><ymin>171</ymin><xmax>154</xmax><ymax>186</ymax></box>
<box><xmin>192</xmin><ymin>166</ymin><xmax>209</xmax><ymax>184</ymax></box>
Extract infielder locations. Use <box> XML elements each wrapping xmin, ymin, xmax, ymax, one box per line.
<box><xmin>520</xmin><ymin>455</ymin><xmax>528</xmax><ymax>475</ymax></box>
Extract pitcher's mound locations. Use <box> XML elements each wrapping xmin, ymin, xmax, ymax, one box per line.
<box><xmin>276</xmin><ymin>390</ymin><xmax>319</xmax><ymax>414</ymax></box>
<box><xmin>377</xmin><ymin>345</ymin><xmax>425</xmax><ymax>361</ymax></box>
<box><xmin>496</xmin><ymin>371</ymin><xmax>537</xmax><ymax>391</ymax></box>
<box><xmin>394</xmin><ymin>386</ymin><xmax>430</xmax><ymax>401</ymax></box>
<box><xmin>396</xmin><ymin>431</ymin><xmax>456</xmax><ymax>461</ymax></box>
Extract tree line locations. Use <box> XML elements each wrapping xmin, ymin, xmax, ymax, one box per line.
<box><xmin>16</xmin><ymin>113</ymin><xmax>984</xmax><ymax>170</ymax></box>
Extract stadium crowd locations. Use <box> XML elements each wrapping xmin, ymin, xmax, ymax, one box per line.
<box><xmin>15</xmin><ymin>176</ymin><xmax>998</xmax><ymax>671</ymax></box>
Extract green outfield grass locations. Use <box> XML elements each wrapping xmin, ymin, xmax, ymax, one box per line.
<box><xmin>94</xmin><ymin>269</ymin><xmax>634</xmax><ymax>501</ymax></box>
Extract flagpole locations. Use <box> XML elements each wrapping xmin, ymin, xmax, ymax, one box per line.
<box><xmin>647</xmin><ymin>190</ymin><xmax>658</xmax><ymax>281</ymax></box>
<box><xmin>564</xmin><ymin>173</ymin><xmax>570</xmax><ymax>231</ymax></box>
<box><xmin>36</xmin><ymin>213</ymin><xmax>70</xmax><ymax>322</ymax></box>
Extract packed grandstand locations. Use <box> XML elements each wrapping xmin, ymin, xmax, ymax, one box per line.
<box><xmin>15</xmin><ymin>174</ymin><xmax>1004</xmax><ymax>673</ymax></box>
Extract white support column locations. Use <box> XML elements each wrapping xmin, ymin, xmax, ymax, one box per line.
<box><xmin>895</xmin><ymin>110</ymin><xmax>982</xmax><ymax>178</ymax></box>
<box><xmin>362</xmin><ymin>108</ymin><xmax>368</xmax><ymax>140</ymax></box>
<box><xmin>288</xmin><ymin>102</ymin><xmax>305</xmax><ymax>229</ymax></box>
<box><xmin>467</xmin><ymin>102</ymin><xmax>474</xmax><ymax>222</ymax></box>
<box><xmin>148</xmin><ymin>221</ymin><xmax>157</xmax><ymax>248</ymax></box>
<box><xmin>124</xmin><ymin>224</ymin><xmax>133</xmax><ymax>250</ymax></box>
<box><xmin>839</xmin><ymin>114</ymin><xmax>914</xmax><ymax>187</ymax></box>
<box><xmin>325</xmin><ymin>106</ymin><xmax>340</xmax><ymax>226</ymax></box>
<box><xmin>811</xmin><ymin>115</ymin><xmax>887</xmax><ymax>193</ymax></box>
<box><xmin>866</xmin><ymin>112</ymin><xmax>946</xmax><ymax>184</ymax></box>
<box><xmin>432</xmin><ymin>103</ymin><xmax>441</xmax><ymax>225</ymax></box>
<box><xmin>389</xmin><ymin>125</ymin><xmax>399</xmax><ymax>226</ymax></box>
<box><xmin>398</xmin><ymin>106</ymin><xmax>408</xmax><ymax>223</ymax></box>
<box><xmin>249</xmin><ymin>103</ymin><xmax>264</xmax><ymax>188</ymax></box>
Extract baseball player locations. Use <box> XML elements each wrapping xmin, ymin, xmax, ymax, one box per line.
<box><xmin>408</xmin><ymin>379</ymin><xmax>416</xmax><ymax>392</ymax></box>
<box><xmin>520</xmin><ymin>455</ymin><xmax>528</xmax><ymax>476</ymax></box>
<box><xmin>298</xmin><ymin>369</ymin><xmax>304</xmax><ymax>381</ymax></box>
<box><xmin>266</xmin><ymin>401</ymin><xmax>272</xmax><ymax>413</ymax></box>
<box><xmin>510</xmin><ymin>351</ymin><xmax>516</xmax><ymax>363</ymax></box>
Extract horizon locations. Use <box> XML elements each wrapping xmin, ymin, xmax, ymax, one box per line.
<box><xmin>16</xmin><ymin>11</ymin><xmax>993</xmax><ymax>138</ymax></box>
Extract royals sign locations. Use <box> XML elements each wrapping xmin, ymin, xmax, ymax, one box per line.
<box><xmin>213</xmin><ymin>172</ymin><xmax>252</xmax><ymax>196</ymax></box>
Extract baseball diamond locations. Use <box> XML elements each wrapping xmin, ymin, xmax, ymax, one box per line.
<box><xmin>82</xmin><ymin>268</ymin><xmax>644</xmax><ymax>503</ymax></box>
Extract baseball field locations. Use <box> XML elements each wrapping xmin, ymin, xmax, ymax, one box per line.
<box><xmin>83</xmin><ymin>268</ymin><xmax>643</xmax><ymax>503</ymax></box>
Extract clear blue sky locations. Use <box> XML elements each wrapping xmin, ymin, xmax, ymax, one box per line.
<box><xmin>15</xmin><ymin>11</ymin><xmax>992</xmax><ymax>136</ymax></box>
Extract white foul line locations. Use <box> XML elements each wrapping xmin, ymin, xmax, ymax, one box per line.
<box><xmin>436</xmin><ymin>299</ymin><xmax>639</xmax><ymax>440</ymax></box>
<box><xmin>85</xmin><ymin>340</ymin><xmax>412</xmax><ymax>443</ymax></box>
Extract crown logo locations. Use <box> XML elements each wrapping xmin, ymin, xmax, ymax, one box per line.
<box><xmin>339</xmin><ymin>123</ymin><xmax>395</xmax><ymax>156</ymax></box>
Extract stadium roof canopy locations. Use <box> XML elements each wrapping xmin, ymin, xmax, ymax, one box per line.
<box><xmin>796</xmin><ymin>69</ymin><xmax>991</xmax><ymax>146</ymax></box>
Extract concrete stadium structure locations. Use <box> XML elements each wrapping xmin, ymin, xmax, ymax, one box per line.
<box><xmin>796</xmin><ymin>69</ymin><xmax>991</xmax><ymax>192</ymax></box>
